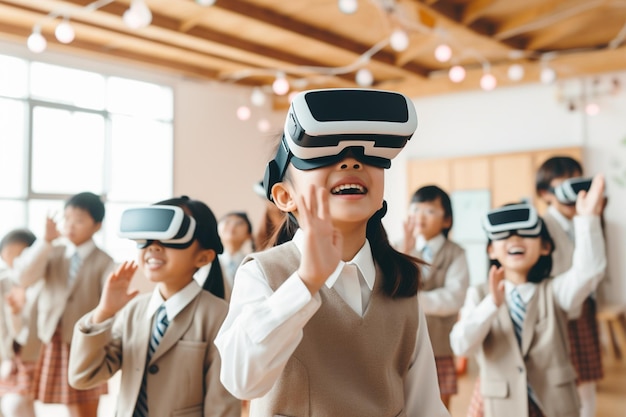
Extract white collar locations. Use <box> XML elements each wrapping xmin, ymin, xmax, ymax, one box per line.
<box><xmin>146</xmin><ymin>280</ymin><xmax>202</xmax><ymax>322</ymax></box>
<box><xmin>66</xmin><ymin>239</ymin><xmax>96</xmax><ymax>260</ymax></box>
<box><xmin>504</xmin><ymin>280</ymin><xmax>536</xmax><ymax>305</ymax></box>
<box><xmin>292</xmin><ymin>229</ymin><xmax>376</xmax><ymax>291</ymax></box>
<box><xmin>416</xmin><ymin>233</ymin><xmax>445</xmax><ymax>255</ymax></box>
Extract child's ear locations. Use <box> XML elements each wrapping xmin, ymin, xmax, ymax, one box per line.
<box><xmin>271</xmin><ymin>182</ymin><xmax>297</xmax><ymax>213</ymax></box>
<box><xmin>196</xmin><ymin>249</ymin><xmax>216</xmax><ymax>268</ymax></box>
<box><xmin>486</xmin><ymin>243</ymin><xmax>496</xmax><ymax>260</ymax></box>
<box><xmin>442</xmin><ymin>216</ymin><xmax>452</xmax><ymax>230</ymax></box>
<box><xmin>540</xmin><ymin>240</ymin><xmax>552</xmax><ymax>256</ymax></box>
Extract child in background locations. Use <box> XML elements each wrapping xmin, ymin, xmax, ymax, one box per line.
<box><xmin>399</xmin><ymin>185</ymin><xmax>469</xmax><ymax>409</ymax></box>
<box><xmin>536</xmin><ymin>156</ymin><xmax>606</xmax><ymax>417</ymax></box>
<box><xmin>13</xmin><ymin>192</ymin><xmax>115</xmax><ymax>417</ymax></box>
<box><xmin>0</xmin><ymin>229</ymin><xmax>40</xmax><ymax>417</ymax></box>
<box><xmin>217</xmin><ymin>211</ymin><xmax>254</xmax><ymax>301</ymax></box>
<box><xmin>216</xmin><ymin>88</ymin><xmax>450</xmax><ymax>416</ymax></box>
<box><xmin>68</xmin><ymin>196</ymin><xmax>241</xmax><ymax>417</ymax></box>
<box><xmin>450</xmin><ymin>174</ymin><xmax>606</xmax><ymax>417</ymax></box>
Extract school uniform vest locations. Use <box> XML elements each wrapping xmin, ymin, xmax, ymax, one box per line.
<box><xmin>475</xmin><ymin>280</ymin><xmax>579</xmax><ymax>417</ymax></box>
<box><xmin>249</xmin><ymin>242</ymin><xmax>418</xmax><ymax>417</ymax></box>
<box><xmin>38</xmin><ymin>246</ymin><xmax>113</xmax><ymax>344</ymax></box>
<box><xmin>421</xmin><ymin>240</ymin><xmax>464</xmax><ymax>357</ymax></box>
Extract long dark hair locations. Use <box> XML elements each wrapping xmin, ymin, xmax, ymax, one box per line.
<box><xmin>155</xmin><ymin>196</ymin><xmax>226</xmax><ymax>299</ymax></box>
<box><xmin>270</xmin><ymin>202</ymin><xmax>422</xmax><ymax>298</ymax></box>
<box><xmin>487</xmin><ymin>217</ymin><xmax>555</xmax><ymax>283</ymax></box>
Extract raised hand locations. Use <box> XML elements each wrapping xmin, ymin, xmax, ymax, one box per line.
<box><xmin>6</xmin><ymin>286</ymin><xmax>26</xmax><ymax>315</ymax></box>
<box><xmin>488</xmin><ymin>265</ymin><xmax>505</xmax><ymax>307</ymax></box>
<box><xmin>576</xmin><ymin>173</ymin><xmax>605</xmax><ymax>217</ymax></box>
<box><xmin>92</xmin><ymin>261</ymin><xmax>139</xmax><ymax>324</ymax></box>
<box><xmin>44</xmin><ymin>214</ymin><xmax>61</xmax><ymax>243</ymax></box>
<box><xmin>296</xmin><ymin>185</ymin><xmax>343</xmax><ymax>295</ymax></box>
<box><xmin>401</xmin><ymin>214</ymin><xmax>417</xmax><ymax>254</ymax></box>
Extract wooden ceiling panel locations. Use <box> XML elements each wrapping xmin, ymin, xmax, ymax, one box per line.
<box><xmin>0</xmin><ymin>0</ymin><xmax>625</xmax><ymax>101</ymax></box>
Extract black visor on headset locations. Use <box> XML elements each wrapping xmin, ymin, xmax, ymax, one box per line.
<box><xmin>118</xmin><ymin>206</ymin><xmax>197</xmax><ymax>249</ymax></box>
<box><xmin>483</xmin><ymin>204</ymin><xmax>542</xmax><ymax>240</ymax></box>
<box><xmin>551</xmin><ymin>177</ymin><xmax>592</xmax><ymax>205</ymax></box>
<box><xmin>263</xmin><ymin>88</ymin><xmax>418</xmax><ymax>200</ymax></box>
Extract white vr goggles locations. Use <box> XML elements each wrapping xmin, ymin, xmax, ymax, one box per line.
<box><xmin>552</xmin><ymin>177</ymin><xmax>593</xmax><ymax>205</ymax></box>
<box><xmin>118</xmin><ymin>206</ymin><xmax>197</xmax><ymax>249</ymax></box>
<box><xmin>263</xmin><ymin>88</ymin><xmax>418</xmax><ymax>200</ymax></box>
<box><xmin>483</xmin><ymin>204</ymin><xmax>542</xmax><ymax>241</ymax></box>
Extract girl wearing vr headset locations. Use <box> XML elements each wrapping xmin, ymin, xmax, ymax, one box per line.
<box><xmin>68</xmin><ymin>196</ymin><xmax>241</xmax><ymax>417</ymax></box>
<box><xmin>215</xmin><ymin>89</ymin><xmax>450</xmax><ymax>417</ymax></box>
<box><xmin>450</xmin><ymin>174</ymin><xmax>607</xmax><ymax>417</ymax></box>
<box><xmin>536</xmin><ymin>156</ymin><xmax>606</xmax><ymax>417</ymax></box>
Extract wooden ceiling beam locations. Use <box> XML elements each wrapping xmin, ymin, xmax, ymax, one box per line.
<box><xmin>461</xmin><ymin>0</ymin><xmax>501</xmax><ymax>25</ymax></box>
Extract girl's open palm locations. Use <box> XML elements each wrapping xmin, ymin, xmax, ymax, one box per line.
<box><xmin>488</xmin><ymin>265</ymin><xmax>505</xmax><ymax>307</ymax></box>
<box><xmin>297</xmin><ymin>185</ymin><xmax>343</xmax><ymax>295</ymax></box>
<box><xmin>93</xmin><ymin>261</ymin><xmax>139</xmax><ymax>324</ymax></box>
<box><xmin>402</xmin><ymin>215</ymin><xmax>417</xmax><ymax>254</ymax></box>
<box><xmin>576</xmin><ymin>173</ymin><xmax>605</xmax><ymax>216</ymax></box>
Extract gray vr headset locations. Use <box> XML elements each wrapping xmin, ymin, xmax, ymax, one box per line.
<box><xmin>483</xmin><ymin>203</ymin><xmax>542</xmax><ymax>241</ymax></box>
<box><xmin>263</xmin><ymin>88</ymin><xmax>418</xmax><ymax>200</ymax></box>
<box><xmin>551</xmin><ymin>177</ymin><xmax>592</xmax><ymax>205</ymax></box>
<box><xmin>118</xmin><ymin>206</ymin><xmax>196</xmax><ymax>249</ymax></box>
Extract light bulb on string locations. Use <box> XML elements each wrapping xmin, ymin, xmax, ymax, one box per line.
<box><xmin>585</xmin><ymin>102</ymin><xmax>600</xmax><ymax>116</ymax></box>
<box><xmin>434</xmin><ymin>44</ymin><xmax>452</xmax><ymax>63</ymax></box>
<box><xmin>196</xmin><ymin>0</ymin><xmax>217</xmax><ymax>5</ymax></box>
<box><xmin>389</xmin><ymin>28</ymin><xmax>409</xmax><ymax>52</ymax></box>
<box><xmin>507</xmin><ymin>64</ymin><xmax>524</xmax><ymax>81</ymax></box>
<box><xmin>448</xmin><ymin>65</ymin><xmax>466</xmax><ymax>83</ymax></box>
<box><xmin>27</xmin><ymin>28</ymin><xmax>47</xmax><ymax>53</ymax></box>
<box><xmin>250</xmin><ymin>87</ymin><xmax>266</xmax><ymax>106</ymax></box>
<box><xmin>123</xmin><ymin>0</ymin><xmax>152</xmax><ymax>29</ymax></box>
<box><xmin>480</xmin><ymin>72</ymin><xmax>497</xmax><ymax>91</ymax></box>
<box><xmin>355</xmin><ymin>68</ymin><xmax>374</xmax><ymax>86</ymax></box>
<box><xmin>55</xmin><ymin>18</ymin><xmax>75</xmax><ymax>44</ymax></box>
<box><xmin>257</xmin><ymin>118</ymin><xmax>271</xmax><ymax>133</ymax></box>
<box><xmin>272</xmin><ymin>72</ymin><xmax>290</xmax><ymax>95</ymax></box>
<box><xmin>236</xmin><ymin>105</ymin><xmax>251</xmax><ymax>121</ymax></box>
<box><xmin>540</xmin><ymin>67</ymin><xmax>556</xmax><ymax>84</ymax></box>
<box><xmin>338</xmin><ymin>0</ymin><xmax>358</xmax><ymax>14</ymax></box>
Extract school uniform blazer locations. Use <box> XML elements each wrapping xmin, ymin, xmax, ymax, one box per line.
<box><xmin>69</xmin><ymin>291</ymin><xmax>241</xmax><ymax>417</ymax></box>
<box><xmin>15</xmin><ymin>240</ymin><xmax>114</xmax><ymax>344</ymax></box>
<box><xmin>474</xmin><ymin>281</ymin><xmax>579</xmax><ymax>417</ymax></box>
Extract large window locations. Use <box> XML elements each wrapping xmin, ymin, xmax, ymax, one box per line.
<box><xmin>0</xmin><ymin>55</ymin><xmax>174</xmax><ymax>262</ymax></box>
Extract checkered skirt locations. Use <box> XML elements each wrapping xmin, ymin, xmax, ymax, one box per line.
<box><xmin>568</xmin><ymin>297</ymin><xmax>603</xmax><ymax>383</ymax></box>
<box><xmin>32</xmin><ymin>328</ymin><xmax>107</xmax><ymax>404</ymax></box>
<box><xmin>0</xmin><ymin>354</ymin><xmax>36</xmax><ymax>396</ymax></box>
<box><xmin>434</xmin><ymin>355</ymin><xmax>458</xmax><ymax>395</ymax></box>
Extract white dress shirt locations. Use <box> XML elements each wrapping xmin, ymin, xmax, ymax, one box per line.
<box><xmin>449</xmin><ymin>215</ymin><xmax>606</xmax><ymax>357</ymax></box>
<box><xmin>215</xmin><ymin>229</ymin><xmax>450</xmax><ymax>417</ymax></box>
<box><xmin>416</xmin><ymin>233</ymin><xmax>470</xmax><ymax>317</ymax></box>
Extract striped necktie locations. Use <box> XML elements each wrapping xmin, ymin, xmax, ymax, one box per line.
<box><xmin>68</xmin><ymin>252</ymin><xmax>81</xmax><ymax>286</ymax></box>
<box><xmin>509</xmin><ymin>287</ymin><xmax>526</xmax><ymax>346</ymax></box>
<box><xmin>134</xmin><ymin>305</ymin><xmax>169</xmax><ymax>417</ymax></box>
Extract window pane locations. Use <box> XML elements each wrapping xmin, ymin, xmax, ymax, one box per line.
<box><xmin>30</xmin><ymin>62</ymin><xmax>105</xmax><ymax>110</ymax></box>
<box><xmin>107</xmin><ymin>77</ymin><xmax>173</xmax><ymax>120</ymax></box>
<box><xmin>109</xmin><ymin>115</ymin><xmax>172</xmax><ymax>201</ymax></box>
<box><xmin>0</xmin><ymin>54</ymin><xmax>28</xmax><ymax>98</ymax></box>
<box><xmin>0</xmin><ymin>200</ymin><xmax>27</xmax><ymax>247</ymax></box>
<box><xmin>102</xmin><ymin>203</ymin><xmax>141</xmax><ymax>262</ymax></box>
<box><xmin>31</xmin><ymin>107</ymin><xmax>105</xmax><ymax>194</ymax></box>
<box><xmin>0</xmin><ymin>98</ymin><xmax>26</xmax><ymax>198</ymax></box>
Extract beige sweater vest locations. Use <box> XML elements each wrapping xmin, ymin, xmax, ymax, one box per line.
<box><xmin>421</xmin><ymin>240</ymin><xmax>465</xmax><ymax>357</ymax></box>
<box><xmin>249</xmin><ymin>242</ymin><xmax>418</xmax><ymax>417</ymax></box>
<box><xmin>475</xmin><ymin>280</ymin><xmax>579</xmax><ymax>417</ymax></box>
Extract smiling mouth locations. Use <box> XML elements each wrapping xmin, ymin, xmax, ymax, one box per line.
<box><xmin>507</xmin><ymin>248</ymin><xmax>525</xmax><ymax>255</ymax></box>
<box><xmin>330</xmin><ymin>183</ymin><xmax>367</xmax><ymax>195</ymax></box>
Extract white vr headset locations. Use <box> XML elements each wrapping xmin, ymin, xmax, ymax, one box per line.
<box><xmin>552</xmin><ymin>177</ymin><xmax>593</xmax><ymax>205</ymax></box>
<box><xmin>263</xmin><ymin>88</ymin><xmax>418</xmax><ymax>200</ymax></box>
<box><xmin>483</xmin><ymin>203</ymin><xmax>542</xmax><ymax>241</ymax></box>
<box><xmin>118</xmin><ymin>206</ymin><xmax>197</xmax><ymax>249</ymax></box>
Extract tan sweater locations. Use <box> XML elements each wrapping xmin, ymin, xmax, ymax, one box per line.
<box><xmin>475</xmin><ymin>280</ymin><xmax>579</xmax><ymax>417</ymax></box>
<box><xmin>249</xmin><ymin>242</ymin><xmax>418</xmax><ymax>417</ymax></box>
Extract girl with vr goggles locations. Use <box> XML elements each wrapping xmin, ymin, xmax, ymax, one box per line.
<box><xmin>216</xmin><ymin>89</ymin><xmax>450</xmax><ymax>417</ymax></box>
<box><xmin>450</xmin><ymin>174</ymin><xmax>607</xmax><ymax>417</ymax></box>
<box><xmin>68</xmin><ymin>196</ymin><xmax>241</xmax><ymax>417</ymax></box>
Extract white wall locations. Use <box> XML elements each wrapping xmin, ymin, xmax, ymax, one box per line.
<box><xmin>384</xmin><ymin>77</ymin><xmax>626</xmax><ymax>305</ymax></box>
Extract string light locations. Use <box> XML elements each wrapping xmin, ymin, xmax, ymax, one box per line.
<box><xmin>236</xmin><ymin>105</ymin><xmax>251</xmax><ymax>121</ymax></box>
<box><xmin>434</xmin><ymin>44</ymin><xmax>452</xmax><ymax>63</ymax></box>
<box><xmin>355</xmin><ymin>68</ymin><xmax>374</xmax><ymax>86</ymax></box>
<box><xmin>196</xmin><ymin>0</ymin><xmax>217</xmax><ymax>5</ymax></box>
<box><xmin>338</xmin><ymin>0</ymin><xmax>358</xmax><ymax>15</ymax></box>
<box><xmin>55</xmin><ymin>18</ymin><xmax>75</xmax><ymax>44</ymax></box>
<box><xmin>272</xmin><ymin>72</ymin><xmax>290</xmax><ymax>95</ymax></box>
<box><xmin>507</xmin><ymin>64</ymin><xmax>524</xmax><ymax>81</ymax></box>
<box><xmin>480</xmin><ymin>72</ymin><xmax>497</xmax><ymax>91</ymax></box>
<box><xmin>448</xmin><ymin>65</ymin><xmax>466</xmax><ymax>83</ymax></box>
<box><xmin>540</xmin><ymin>67</ymin><xmax>557</xmax><ymax>84</ymax></box>
<box><xmin>27</xmin><ymin>28</ymin><xmax>47</xmax><ymax>53</ymax></box>
<box><xmin>389</xmin><ymin>28</ymin><xmax>409</xmax><ymax>52</ymax></box>
<box><xmin>250</xmin><ymin>87</ymin><xmax>266</xmax><ymax>106</ymax></box>
<box><xmin>123</xmin><ymin>0</ymin><xmax>152</xmax><ymax>29</ymax></box>
<box><xmin>257</xmin><ymin>118</ymin><xmax>271</xmax><ymax>132</ymax></box>
<box><xmin>585</xmin><ymin>102</ymin><xmax>600</xmax><ymax>115</ymax></box>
